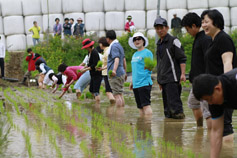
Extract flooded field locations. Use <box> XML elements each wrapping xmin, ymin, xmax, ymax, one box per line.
<box><xmin>1</xmin><ymin>83</ymin><xmax>237</xmax><ymax>158</ymax></box>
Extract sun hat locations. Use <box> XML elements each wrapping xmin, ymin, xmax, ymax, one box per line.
<box><xmin>127</xmin><ymin>15</ymin><xmax>132</xmax><ymax>20</ymax></box>
<box><xmin>81</xmin><ymin>38</ymin><xmax>95</xmax><ymax>49</ymax></box>
<box><xmin>128</xmin><ymin>32</ymin><xmax>149</xmax><ymax>49</ymax></box>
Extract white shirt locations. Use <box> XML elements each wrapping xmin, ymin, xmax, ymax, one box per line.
<box><xmin>83</xmin><ymin>54</ymin><xmax>103</xmax><ymax>66</ymax></box>
<box><xmin>71</xmin><ymin>23</ymin><xmax>75</xmax><ymax>35</ymax></box>
<box><xmin>0</xmin><ymin>42</ymin><xmax>5</xmax><ymax>58</ymax></box>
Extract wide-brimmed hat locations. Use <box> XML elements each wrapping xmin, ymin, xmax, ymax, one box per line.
<box><xmin>81</xmin><ymin>38</ymin><xmax>95</xmax><ymax>49</ymax></box>
<box><xmin>128</xmin><ymin>32</ymin><xmax>148</xmax><ymax>49</ymax></box>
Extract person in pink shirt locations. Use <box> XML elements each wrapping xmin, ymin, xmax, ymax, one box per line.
<box><xmin>58</xmin><ymin>63</ymin><xmax>84</xmax><ymax>98</ymax></box>
<box><xmin>125</xmin><ymin>15</ymin><xmax>135</xmax><ymax>32</ymax></box>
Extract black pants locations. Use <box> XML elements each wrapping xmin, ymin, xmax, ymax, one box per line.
<box><xmin>0</xmin><ymin>58</ymin><xmax>4</xmax><ymax>77</ymax></box>
<box><xmin>89</xmin><ymin>75</ymin><xmax>102</xmax><ymax>96</ymax></box>
<box><xmin>223</xmin><ymin>109</ymin><xmax>234</xmax><ymax>136</ymax></box>
<box><xmin>161</xmin><ymin>82</ymin><xmax>183</xmax><ymax>117</ymax></box>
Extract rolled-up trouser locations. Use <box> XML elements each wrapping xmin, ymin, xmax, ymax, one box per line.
<box><xmin>161</xmin><ymin>82</ymin><xmax>183</xmax><ymax>117</ymax></box>
<box><xmin>188</xmin><ymin>88</ymin><xmax>211</xmax><ymax>119</ymax></box>
<box><xmin>74</xmin><ymin>70</ymin><xmax>91</xmax><ymax>92</ymax></box>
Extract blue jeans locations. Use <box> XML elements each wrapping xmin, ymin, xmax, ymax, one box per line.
<box><xmin>32</xmin><ymin>38</ymin><xmax>40</xmax><ymax>46</ymax></box>
<box><xmin>74</xmin><ymin>71</ymin><xmax>91</xmax><ymax>92</ymax></box>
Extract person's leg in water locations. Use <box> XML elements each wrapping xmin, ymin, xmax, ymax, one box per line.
<box><xmin>103</xmin><ymin>75</ymin><xmax>115</xmax><ymax>104</ymax></box>
<box><xmin>74</xmin><ymin>71</ymin><xmax>91</xmax><ymax>98</ymax></box>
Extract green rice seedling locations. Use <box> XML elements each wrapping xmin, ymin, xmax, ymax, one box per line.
<box><xmin>108</xmin><ymin>70</ymin><xmax>113</xmax><ymax>77</ymax></box>
<box><xmin>124</xmin><ymin>82</ymin><xmax>130</xmax><ymax>87</ymax></box>
<box><xmin>21</xmin><ymin>130</ymin><xmax>33</xmax><ymax>158</ymax></box>
<box><xmin>96</xmin><ymin>60</ymin><xmax>103</xmax><ymax>68</ymax></box>
<box><xmin>77</xmin><ymin>69</ymin><xmax>81</xmax><ymax>73</ymax></box>
<box><xmin>144</xmin><ymin>57</ymin><xmax>157</xmax><ymax>70</ymax></box>
<box><xmin>86</xmin><ymin>92</ymin><xmax>93</xmax><ymax>99</ymax></box>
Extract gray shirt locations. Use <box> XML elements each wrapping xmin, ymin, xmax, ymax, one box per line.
<box><xmin>107</xmin><ymin>42</ymin><xmax>125</xmax><ymax>77</ymax></box>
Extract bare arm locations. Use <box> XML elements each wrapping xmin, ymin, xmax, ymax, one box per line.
<box><xmin>222</xmin><ymin>52</ymin><xmax>233</xmax><ymax>73</ymax></box>
<box><xmin>210</xmin><ymin>115</ymin><xmax>224</xmax><ymax>158</ymax></box>
<box><xmin>79</xmin><ymin>63</ymin><xmax>86</xmax><ymax>66</ymax></box>
<box><xmin>112</xmin><ymin>58</ymin><xmax>119</xmax><ymax>77</ymax></box>
<box><xmin>180</xmin><ymin>63</ymin><xmax>186</xmax><ymax>82</ymax></box>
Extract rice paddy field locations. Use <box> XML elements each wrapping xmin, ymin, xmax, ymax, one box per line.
<box><xmin>0</xmin><ymin>82</ymin><xmax>237</xmax><ymax>158</ymax></box>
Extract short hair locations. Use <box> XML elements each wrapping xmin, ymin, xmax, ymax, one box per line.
<box><xmin>58</xmin><ymin>63</ymin><xmax>68</xmax><ymax>72</ymax></box>
<box><xmin>27</xmin><ymin>48</ymin><xmax>32</xmax><ymax>53</ymax></box>
<box><xmin>70</xmin><ymin>18</ymin><xmax>74</xmax><ymax>21</ymax></box>
<box><xmin>33</xmin><ymin>21</ymin><xmax>37</xmax><ymax>24</ymax></box>
<box><xmin>55</xmin><ymin>18</ymin><xmax>60</xmax><ymax>22</ymax></box>
<box><xmin>98</xmin><ymin>37</ymin><xmax>109</xmax><ymax>47</ymax></box>
<box><xmin>192</xmin><ymin>74</ymin><xmax>219</xmax><ymax>101</ymax></box>
<box><xmin>201</xmin><ymin>9</ymin><xmax>224</xmax><ymax>30</ymax></box>
<box><xmin>64</xmin><ymin>18</ymin><xmax>69</xmax><ymax>21</ymax></box>
<box><xmin>106</xmin><ymin>30</ymin><xmax>116</xmax><ymax>40</ymax></box>
<box><xmin>96</xmin><ymin>46</ymin><xmax>103</xmax><ymax>53</ymax></box>
<box><xmin>181</xmin><ymin>12</ymin><xmax>201</xmax><ymax>28</ymax></box>
<box><xmin>49</xmin><ymin>73</ymin><xmax>56</xmax><ymax>80</ymax></box>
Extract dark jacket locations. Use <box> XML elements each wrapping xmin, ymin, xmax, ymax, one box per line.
<box><xmin>88</xmin><ymin>49</ymin><xmax>102</xmax><ymax>76</ymax></box>
<box><xmin>73</xmin><ymin>23</ymin><xmax>84</xmax><ymax>36</ymax></box>
<box><xmin>63</xmin><ymin>23</ymin><xmax>72</xmax><ymax>35</ymax></box>
<box><xmin>156</xmin><ymin>33</ymin><xmax>186</xmax><ymax>84</ymax></box>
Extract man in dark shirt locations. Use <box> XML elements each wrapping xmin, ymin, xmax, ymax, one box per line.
<box><xmin>171</xmin><ymin>14</ymin><xmax>182</xmax><ymax>37</ymax></box>
<box><xmin>154</xmin><ymin>17</ymin><xmax>187</xmax><ymax>119</ymax></box>
<box><xmin>181</xmin><ymin>13</ymin><xmax>212</xmax><ymax>128</ymax></box>
<box><xmin>193</xmin><ymin>69</ymin><xmax>237</xmax><ymax>158</ymax></box>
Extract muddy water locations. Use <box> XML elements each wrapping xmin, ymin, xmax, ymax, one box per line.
<box><xmin>1</xmin><ymin>84</ymin><xmax>237</xmax><ymax>158</ymax></box>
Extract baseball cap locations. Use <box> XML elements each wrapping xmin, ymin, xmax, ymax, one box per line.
<box><xmin>154</xmin><ymin>17</ymin><xmax>168</xmax><ymax>27</ymax></box>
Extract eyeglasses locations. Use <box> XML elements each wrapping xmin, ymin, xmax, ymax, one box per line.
<box><xmin>133</xmin><ymin>37</ymin><xmax>142</xmax><ymax>42</ymax></box>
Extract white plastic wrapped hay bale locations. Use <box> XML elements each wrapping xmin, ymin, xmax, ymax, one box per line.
<box><xmin>147</xmin><ymin>29</ymin><xmax>156</xmax><ymax>37</ymax></box>
<box><xmin>0</xmin><ymin>17</ymin><xmax>3</xmax><ymax>34</ymax></box>
<box><xmin>22</xmin><ymin>0</ymin><xmax>42</xmax><ymax>16</ymax></box>
<box><xmin>230</xmin><ymin>0</ymin><xmax>237</xmax><ymax>7</ymax></box>
<box><xmin>7</xmin><ymin>35</ymin><xmax>26</xmax><ymax>51</ymax></box>
<box><xmin>85</xmin><ymin>12</ymin><xmax>104</xmax><ymax>31</ymax></box>
<box><xmin>188</xmin><ymin>9</ymin><xmax>206</xmax><ymax>16</ymax></box>
<box><xmin>0</xmin><ymin>35</ymin><xmax>6</xmax><ymax>48</ymax></box>
<box><xmin>25</xmin><ymin>16</ymin><xmax>43</xmax><ymax>35</ymax></box>
<box><xmin>167</xmin><ymin>0</ymin><xmax>186</xmax><ymax>10</ymax></box>
<box><xmin>42</xmin><ymin>14</ymin><xmax>63</xmax><ymax>33</ymax></box>
<box><xmin>105</xmin><ymin>12</ymin><xmax>124</xmax><ymax>30</ymax></box>
<box><xmin>210</xmin><ymin>7</ymin><xmax>230</xmax><ymax>26</ymax></box>
<box><xmin>85</xmin><ymin>31</ymin><xmax>105</xmax><ymax>37</ymax></box>
<box><xmin>104</xmin><ymin>0</ymin><xmax>124</xmax><ymax>11</ymax></box>
<box><xmin>2</xmin><ymin>0</ymin><xmax>22</xmax><ymax>16</ymax></box>
<box><xmin>224</xmin><ymin>26</ymin><xmax>230</xmax><ymax>34</ymax></box>
<box><xmin>64</xmin><ymin>13</ymin><xmax>84</xmax><ymax>23</ymax></box>
<box><xmin>231</xmin><ymin>26</ymin><xmax>237</xmax><ymax>33</ymax></box>
<box><xmin>62</xmin><ymin>0</ymin><xmax>83</xmax><ymax>13</ymax></box>
<box><xmin>147</xmin><ymin>10</ymin><xmax>167</xmax><ymax>29</ymax></box>
<box><xmin>231</xmin><ymin>7</ymin><xmax>237</xmax><ymax>26</ymax></box>
<box><xmin>83</xmin><ymin>0</ymin><xmax>104</xmax><ymax>12</ymax></box>
<box><xmin>167</xmin><ymin>9</ymin><xmax>188</xmax><ymax>27</ymax></box>
<box><xmin>97</xmin><ymin>31</ymin><xmax>106</xmax><ymax>37</ymax></box>
<box><xmin>4</xmin><ymin>16</ymin><xmax>24</xmax><ymax>36</ymax></box>
<box><xmin>125</xmin><ymin>11</ymin><xmax>145</xmax><ymax>29</ymax></box>
<box><xmin>209</xmin><ymin>0</ymin><xmax>229</xmax><ymax>8</ymax></box>
<box><xmin>115</xmin><ymin>30</ymin><xmax>126</xmax><ymax>37</ymax></box>
<box><xmin>41</xmin><ymin>0</ymin><xmax>62</xmax><ymax>14</ymax></box>
<box><xmin>146</xmin><ymin>0</ymin><xmax>166</xmax><ymax>10</ymax></box>
<box><xmin>26</xmin><ymin>34</ymin><xmax>44</xmax><ymax>46</ymax></box>
<box><xmin>187</xmin><ymin>0</ymin><xmax>208</xmax><ymax>9</ymax></box>
<box><xmin>125</xmin><ymin>0</ymin><xmax>145</xmax><ymax>11</ymax></box>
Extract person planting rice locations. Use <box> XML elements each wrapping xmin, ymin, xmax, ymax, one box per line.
<box><xmin>128</xmin><ymin>32</ymin><xmax>153</xmax><ymax>115</ymax></box>
<box><xmin>58</xmin><ymin>64</ymin><xmax>84</xmax><ymax>99</ymax></box>
<box><xmin>48</xmin><ymin>73</ymin><xmax>66</xmax><ymax>93</ymax></box>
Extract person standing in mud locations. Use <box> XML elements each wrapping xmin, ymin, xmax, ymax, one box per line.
<box><xmin>201</xmin><ymin>9</ymin><xmax>236</xmax><ymax>158</ymax></box>
<box><xmin>106</xmin><ymin>30</ymin><xmax>127</xmax><ymax>107</ymax></box>
<box><xmin>97</xmin><ymin>37</ymin><xmax>115</xmax><ymax>104</ymax></box>
<box><xmin>181</xmin><ymin>13</ymin><xmax>212</xmax><ymax>128</ymax></box>
<box><xmin>0</xmin><ymin>36</ymin><xmax>5</xmax><ymax>79</ymax></box>
<box><xmin>154</xmin><ymin>17</ymin><xmax>186</xmax><ymax>119</ymax></box>
<box><xmin>80</xmin><ymin>39</ymin><xmax>102</xmax><ymax>103</ymax></box>
<box><xmin>21</xmin><ymin>48</ymin><xmax>36</xmax><ymax>84</ymax></box>
<box><xmin>128</xmin><ymin>32</ymin><xmax>153</xmax><ymax>116</ymax></box>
